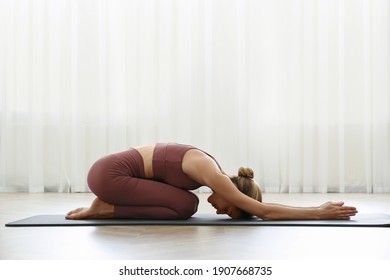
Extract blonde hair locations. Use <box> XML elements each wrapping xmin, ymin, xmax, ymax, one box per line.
<box><xmin>230</xmin><ymin>167</ymin><xmax>262</xmax><ymax>219</ymax></box>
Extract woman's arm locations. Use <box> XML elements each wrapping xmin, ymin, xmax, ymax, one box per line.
<box><xmin>206</xmin><ymin>172</ymin><xmax>357</xmax><ymax>220</ymax></box>
<box><xmin>261</xmin><ymin>201</ymin><xmax>357</xmax><ymax>220</ymax></box>
<box><xmin>184</xmin><ymin>150</ymin><xmax>357</xmax><ymax>220</ymax></box>
<box><xmin>260</xmin><ymin>201</ymin><xmax>357</xmax><ymax>220</ymax></box>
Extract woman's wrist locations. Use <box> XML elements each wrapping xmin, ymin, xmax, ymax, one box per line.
<box><xmin>313</xmin><ymin>207</ymin><xmax>322</xmax><ymax>220</ymax></box>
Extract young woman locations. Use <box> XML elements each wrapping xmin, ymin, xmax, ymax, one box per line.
<box><xmin>66</xmin><ymin>143</ymin><xmax>357</xmax><ymax>220</ymax></box>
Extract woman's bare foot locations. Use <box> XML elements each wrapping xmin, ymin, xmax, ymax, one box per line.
<box><xmin>66</xmin><ymin>197</ymin><xmax>115</xmax><ymax>219</ymax></box>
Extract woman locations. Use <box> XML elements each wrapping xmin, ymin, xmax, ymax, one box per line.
<box><xmin>66</xmin><ymin>143</ymin><xmax>357</xmax><ymax>220</ymax></box>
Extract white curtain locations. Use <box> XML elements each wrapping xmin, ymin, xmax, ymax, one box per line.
<box><xmin>0</xmin><ymin>0</ymin><xmax>389</xmax><ymax>193</ymax></box>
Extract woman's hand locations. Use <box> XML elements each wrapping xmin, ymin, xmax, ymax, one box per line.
<box><xmin>318</xmin><ymin>201</ymin><xmax>358</xmax><ymax>220</ymax></box>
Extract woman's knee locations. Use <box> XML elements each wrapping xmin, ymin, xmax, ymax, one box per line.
<box><xmin>172</xmin><ymin>191</ymin><xmax>199</xmax><ymax>219</ymax></box>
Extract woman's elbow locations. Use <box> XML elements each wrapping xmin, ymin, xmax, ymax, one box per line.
<box><xmin>256</xmin><ymin>204</ymin><xmax>277</xmax><ymax>221</ymax></box>
<box><xmin>259</xmin><ymin>213</ymin><xmax>272</xmax><ymax>221</ymax></box>
<box><xmin>257</xmin><ymin>207</ymin><xmax>274</xmax><ymax>221</ymax></box>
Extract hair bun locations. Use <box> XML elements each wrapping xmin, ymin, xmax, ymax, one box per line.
<box><xmin>238</xmin><ymin>167</ymin><xmax>254</xmax><ymax>180</ymax></box>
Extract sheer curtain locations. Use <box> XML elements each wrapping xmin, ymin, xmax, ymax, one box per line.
<box><xmin>0</xmin><ymin>0</ymin><xmax>389</xmax><ymax>193</ymax></box>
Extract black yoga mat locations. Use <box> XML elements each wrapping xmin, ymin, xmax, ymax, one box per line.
<box><xmin>5</xmin><ymin>213</ymin><xmax>390</xmax><ymax>227</ymax></box>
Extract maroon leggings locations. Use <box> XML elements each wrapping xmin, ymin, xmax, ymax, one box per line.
<box><xmin>87</xmin><ymin>148</ymin><xmax>199</xmax><ymax>219</ymax></box>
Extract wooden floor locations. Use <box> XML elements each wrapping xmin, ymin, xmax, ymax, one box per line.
<box><xmin>1</xmin><ymin>192</ymin><xmax>390</xmax><ymax>260</ymax></box>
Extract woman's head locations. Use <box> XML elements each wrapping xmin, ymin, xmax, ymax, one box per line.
<box><xmin>207</xmin><ymin>167</ymin><xmax>262</xmax><ymax>219</ymax></box>
<box><xmin>230</xmin><ymin>167</ymin><xmax>262</xmax><ymax>219</ymax></box>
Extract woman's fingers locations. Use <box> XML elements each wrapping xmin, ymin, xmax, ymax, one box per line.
<box><xmin>320</xmin><ymin>201</ymin><xmax>358</xmax><ymax>220</ymax></box>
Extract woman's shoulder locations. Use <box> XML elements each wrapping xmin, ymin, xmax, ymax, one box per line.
<box><xmin>182</xmin><ymin>149</ymin><xmax>224</xmax><ymax>183</ymax></box>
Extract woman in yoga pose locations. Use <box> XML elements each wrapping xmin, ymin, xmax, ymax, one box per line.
<box><xmin>66</xmin><ymin>143</ymin><xmax>357</xmax><ymax>220</ymax></box>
